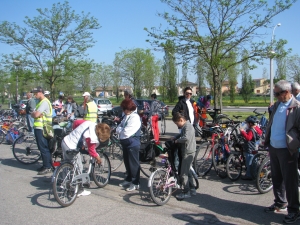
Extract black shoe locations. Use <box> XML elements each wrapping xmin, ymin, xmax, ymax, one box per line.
<box><xmin>241</xmin><ymin>175</ymin><xmax>253</xmax><ymax>180</ymax></box>
<box><xmin>283</xmin><ymin>212</ymin><xmax>300</xmax><ymax>224</ymax></box>
<box><xmin>264</xmin><ymin>203</ymin><xmax>287</xmax><ymax>213</ymax></box>
<box><xmin>37</xmin><ymin>166</ymin><xmax>45</xmax><ymax>172</ymax></box>
<box><xmin>37</xmin><ymin>168</ymin><xmax>52</xmax><ymax>175</ymax></box>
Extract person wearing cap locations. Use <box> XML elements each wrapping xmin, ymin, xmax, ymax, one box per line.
<box><xmin>30</xmin><ymin>86</ymin><xmax>53</xmax><ymax>175</ymax></box>
<box><xmin>82</xmin><ymin>92</ymin><xmax>97</xmax><ymax>123</ymax></box>
<box><xmin>25</xmin><ymin>92</ymin><xmax>36</xmax><ymax>133</ymax></box>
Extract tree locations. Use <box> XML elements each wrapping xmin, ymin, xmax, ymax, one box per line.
<box><xmin>287</xmin><ymin>54</ymin><xmax>300</xmax><ymax>82</ymax></box>
<box><xmin>114</xmin><ymin>48</ymin><xmax>159</xmax><ymax>98</ymax></box>
<box><xmin>240</xmin><ymin>51</ymin><xmax>254</xmax><ymax>103</ymax></box>
<box><xmin>0</xmin><ymin>1</ymin><xmax>100</xmax><ymax>99</ymax></box>
<box><xmin>195</xmin><ymin>57</ymin><xmax>208</xmax><ymax>97</ymax></box>
<box><xmin>92</xmin><ymin>63</ymin><xmax>113</xmax><ymax>98</ymax></box>
<box><xmin>262</xmin><ymin>67</ymin><xmax>269</xmax><ymax>103</ymax></box>
<box><xmin>161</xmin><ymin>40</ymin><xmax>178</xmax><ymax>102</ymax></box>
<box><xmin>180</xmin><ymin>63</ymin><xmax>189</xmax><ymax>89</ymax></box>
<box><xmin>145</xmin><ymin>0</ymin><xmax>296</xmax><ymax>108</ymax></box>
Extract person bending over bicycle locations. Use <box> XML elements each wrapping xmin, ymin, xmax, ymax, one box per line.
<box><xmin>171</xmin><ymin>112</ymin><xmax>197</xmax><ymax>200</ymax></box>
<box><xmin>61</xmin><ymin>120</ymin><xmax>110</xmax><ymax>196</ymax></box>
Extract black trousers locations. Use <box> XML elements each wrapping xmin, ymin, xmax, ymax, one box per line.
<box><xmin>269</xmin><ymin>145</ymin><xmax>299</xmax><ymax>213</ymax></box>
<box><xmin>122</xmin><ymin>144</ymin><xmax>140</xmax><ymax>185</ymax></box>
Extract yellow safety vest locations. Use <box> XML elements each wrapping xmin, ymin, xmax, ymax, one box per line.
<box><xmin>33</xmin><ymin>98</ymin><xmax>53</xmax><ymax>129</ymax></box>
<box><xmin>84</xmin><ymin>101</ymin><xmax>97</xmax><ymax>122</ymax></box>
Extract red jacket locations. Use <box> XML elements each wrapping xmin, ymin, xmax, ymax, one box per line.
<box><xmin>240</xmin><ymin>126</ymin><xmax>263</xmax><ymax>141</ymax></box>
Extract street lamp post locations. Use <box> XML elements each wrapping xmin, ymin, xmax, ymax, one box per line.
<box><xmin>270</xmin><ymin>23</ymin><xmax>281</xmax><ymax>104</ymax></box>
<box><xmin>13</xmin><ymin>60</ymin><xmax>21</xmax><ymax>104</ymax></box>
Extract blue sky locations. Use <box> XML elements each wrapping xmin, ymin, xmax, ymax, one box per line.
<box><xmin>1</xmin><ymin>0</ymin><xmax>299</xmax><ymax>86</ymax></box>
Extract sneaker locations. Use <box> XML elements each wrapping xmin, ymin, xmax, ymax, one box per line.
<box><xmin>190</xmin><ymin>188</ymin><xmax>197</xmax><ymax>196</ymax></box>
<box><xmin>36</xmin><ymin>166</ymin><xmax>45</xmax><ymax>172</ymax></box>
<box><xmin>37</xmin><ymin>168</ymin><xmax>52</xmax><ymax>175</ymax></box>
<box><xmin>126</xmin><ymin>183</ymin><xmax>139</xmax><ymax>192</ymax></box>
<box><xmin>241</xmin><ymin>175</ymin><xmax>253</xmax><ymax>180</ymax></box>
<box><xmin>176</xmin><ymin>191</ymin><xmax>191</xmax><ymax>200</ymax></box>
<box><xmin>264</xmin><ymin>203</ymin><xmax>287</xmax><ymax>213</ymax></box>
<box><xmin>283</xmin><ymin>212</ymin><xmax>300</xmax><ymax>224</ymax></box>
<box><xmin>119</xmin><ymin>180</ymin><xmax>131</xmax><ymax>187</ymax></box>
<box><xmin>77</xmin><ymin>189</ymin><xmax>91</xmax><ymax>197</ymax></box>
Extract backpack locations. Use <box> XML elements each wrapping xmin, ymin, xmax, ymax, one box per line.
<box><xmin>251</xmin><ymin>128</ymin><xmax>263</xmax><ymax>150</ymax></box>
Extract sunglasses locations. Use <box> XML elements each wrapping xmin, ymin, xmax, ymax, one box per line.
<box><xmin>185</xmin><ymin>92</ymin><xmax>192</xmax><ymax>95</ymax></box>
<box><xmin>273</xmin><ymin>90</ymin><xmax>286</xmax><ymax>97</ymax></box>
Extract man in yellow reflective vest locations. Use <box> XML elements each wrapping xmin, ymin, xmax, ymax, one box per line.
<box><xmin>82</xmin><ymin>92</ymin><xmax>97</xmax><ymax>123</ymax></box>
<box><xmin>31</xmin><ymin>86</ymin><xmax>53</xmax><ymax>175</ymax></box>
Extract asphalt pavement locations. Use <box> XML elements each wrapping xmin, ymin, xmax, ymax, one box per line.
<box><xmin>0</xmin><ymin>120</ymin><xmax>288</xmax><ymax>225</ymax></box>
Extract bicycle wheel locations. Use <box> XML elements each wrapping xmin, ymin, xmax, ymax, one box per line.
<box><xmin>18</xmin><ymin>127</ymin><xmax>29</xmax><ymax>136</ymax></box>
<box><xmin>250</xmin><ymin>153</ymin><xmax>265</xmax><ymax>179</ymax></box>
<box><xmin>12</xmin><ymin>134</ymin><xmax>41</xmax><ymax>164</ymax></box>
<box><xmin>105</xmin><ymin>138</ymin><xmax>123</xmax><ymax>171</ymax></box>
<box><xmin>92</xmin><ymin>153</ymin><xmax>111</xmax><ymax>188</ymax></box>
<box><xmin>140</xmin><ymin>159</ymin><xmax>159</xmax><ymax>178</ymax></box>
<box><xmin>193</xmin><ymin>141</ymin><xmax>213</xmax><ymax>177</ymax></box>
<box><xmin>212</xmin><ymin>143</ymin><xmax>228</xmax><ymax>178</ymax></box>
<box><xmin>226</xmin><ymin>153</ymin><xmax>242</xmax><ymax>181</ymax></box>
<box><xmin>140</xmin><ymin>124</ymin><xmax>149</xmax><ymax>143</ymax></box>
<box><xmin>0</xmin><ymin>130</ymin><xmax>5</xmax><ymax>144</ymax></box>
<box><xmin>160</xmin><ymin>115</ymin><xmax>166</xmax><ymax>135</ymax></box>
<box><xmin>256</xmin><ymin>156</ymin><xmax>273</xmax><ymax>194</ymax></box>
<box><xmin>149</xmin><ymin>168</ymin><xmax>172</xmax><ymax>206</ymax></box>
<box><xmin>52</xmin><ymin>162</ymin><xmax>79</xmax><ymax>207</ymax></box>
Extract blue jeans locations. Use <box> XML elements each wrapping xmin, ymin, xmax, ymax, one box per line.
<box><xmin>26</xmin><ymin>114</ymin><xmax>34</xmax><ymax>132</ymax></box>
<box><xmin>245</xmin><ymin>152</ymin><xmax>253</xmax><ymax>177</ymax></box>
<box><xmin>34</xmin><ymin>129</ymin><xmax>52</xmax><ymax>169</ymax></box>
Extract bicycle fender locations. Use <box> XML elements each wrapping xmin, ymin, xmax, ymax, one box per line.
<box><xmin>148</xmin><ymin>171</ymin><xmax>156</xmax><ymax>187</ymax></box>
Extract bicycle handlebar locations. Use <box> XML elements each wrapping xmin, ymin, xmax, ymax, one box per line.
<box><xmin>253</xmin><ymin>108</ymin><xmax>266</xmax><ymax>116</ymax></box>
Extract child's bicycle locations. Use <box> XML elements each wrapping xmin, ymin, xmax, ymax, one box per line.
<box><xmin>52</xmin><ymin>147</ymin><xmax>111</xmax><ymax>207</ymax></box>
<box><xmin>148</xmin><ymin>140</ymin><xmax>199</xmax><ymax>206</ymax></box>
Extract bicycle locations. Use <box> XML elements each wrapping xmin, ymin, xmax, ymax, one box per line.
<box><xmin>255</xmin><ymin>153</ymin><xmax>273</xmax><ymax>194</ymax></box>
<box><xmin>52</xmin><ymin>147</ymin><xmax>111</xmax><ymax>207</ymax></box>
<box><xmin>148</xmin><ymin>140</ymin><xmax>199</xmax><ymax>206</ymax></box>
<box><xmin>159</xmin><ymin>106</ymin><xmax>167</xmax><ymax>135</ymax></box>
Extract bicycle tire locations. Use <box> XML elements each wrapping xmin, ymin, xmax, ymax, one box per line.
<box><xmin>193</xmin><ymin>141</ymin><xmax>213</xmax><ymax>177</ymax></box>
<box><xmin>160</xmin><ymin>115</ymin><xmax>166</xmax><ymax>135</ymax></box>
<box><xmin>256</xmin><ymin>156</ymin><xmax>273</xmax><ymax>194</ymax></box>
<box><xmin>12</xmin><ymin>134</ymin><xmax>41</xmax><ymax>164</ymax></box>
<box><xmin>149</xmin><ymin>168</ymin><xmax>172</xmax><ymax>206</ymax></box>
<box><xmin>226</xmin><ymin>153</ymin><xmax>242</xmax><ymax>181</ymax></box>
<box><xmin>92</xmin><ymin>153</ymin><xmax>111</xmax><ymax>188</ymax></box>
<box><xmin>212</xmin><ymin>143</ymin><xmax>228</xmax><ymax>178</ymax></box>
<box><xmin>52</xmin><ymin>162</ymin><xmax>79</xmax><ymax>207</ymax></box>
<box><xmin>105</xmin><ymin>137</ymin><xmax>123</xmax><ymax>171</ymax></box>
<box><xmin>17</xmin><ymin>127</ymin><xmax>29</xmax><ymax>136</ymax></box>
<box><xmin>0</xmin><ymin>130</ymin><xmax>5</xmax><ymax>144</ymax></box>
<box><xmin>140</xmin><ymin>124</ymin><xmax>150</xmax><ymax>143</ymax></box>
<box><xmin>250</xmin><ymin>153</ymin><xmax>264</xmax><ymax>179</ymax></box>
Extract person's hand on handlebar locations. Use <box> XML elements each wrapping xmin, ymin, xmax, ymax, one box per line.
<box><xmin>95</xmin><ymin>155</ymin><xmax>102</xmax><ymax>165</ymax></box>
<box><xmin>114</xmin><ymin>116</ymin><xmax>120</xmax><ymax>122</ymax></box>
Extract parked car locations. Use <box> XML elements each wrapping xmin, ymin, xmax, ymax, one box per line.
<box><xmin>93</xmin><ymin>98</ymin><xmax>113</xmax><ymax>115</ymax></box>
<box><xmin>135</xmin><ymin>99</ymin><xmax>169</xmax><ymax>117</ymax></box>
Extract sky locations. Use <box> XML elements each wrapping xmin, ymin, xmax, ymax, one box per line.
<box><xmin>0</xmin><ymin>0</ymin><xmax>300</xmax><ymax>86</ymax></box>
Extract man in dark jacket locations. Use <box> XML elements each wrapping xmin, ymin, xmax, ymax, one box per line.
<box><xmin>264</xmin><ymin>80</ymin><xmax>300</xmax><ymax>224</ymax></box>
<box><xmin>172</xmin><ymin>87</ymin><xmax>195</xmax><ymax>124</ymax></box>
<box><xmin>25</xmin><ymin>92</ymin><xmax>36</xmax><ymax>133</ymax></box>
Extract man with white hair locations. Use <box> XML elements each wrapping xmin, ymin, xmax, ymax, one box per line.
<box><xmin>264</xmin><ymin>80</ymin><xmax>300</xmax><ymax>224</ymax></box>
<box><xmin>291</xmin><ymin>82</ymin><xmax>300</xmax><ymax>101</ymax></box>
<box><xmin>82</xmin><ymin>92</ymin><xmax>97</xmax><ymax>123</ymax></box>
<box><xmin>25</xmin><ymin>92</ymin><xmax>36</xmax><ymax>133</ymax></box>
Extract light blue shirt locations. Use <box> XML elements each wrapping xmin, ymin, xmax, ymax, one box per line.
<box><xmin>270</xmin><ymin>97</ymin><xmax>292</xmax><ymax>148</ymax></box>
<box><xmin>295</xmin><ymin>93</ymin><xmax>300</xmax><ymax>101</ymax></box>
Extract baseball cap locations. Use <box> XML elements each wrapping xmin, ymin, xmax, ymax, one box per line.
<box><xmin>82</xmin><ymin>92</ymin><xmax>90</xmax><ymax>97</ymax></box>
<box><xmin>31</xmin><ymin>86</ymin><xmax>44</xmax><ymax>94</ymax></box>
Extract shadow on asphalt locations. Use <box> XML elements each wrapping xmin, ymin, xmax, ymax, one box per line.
<box><xmin>0</xmin><ymin>157</ymin><xmax>41</xmax><ymax>171</ymax></box>
<box><xmin>173</xmin><ymin>213</ymin><xmax>235</xmax><ymax>225</ymax></box>
<box><xmin>28</xmin><ymin>191</ymin><xmax>61</xmax><ymax>209</ymax></box>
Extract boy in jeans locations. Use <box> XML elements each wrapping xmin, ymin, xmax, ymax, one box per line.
<box><xmin>240</xmin><ymin>116</ymin><xmax>262</xmax><ymax>180</ymax></box>
<box><xmin>172</xmin><ymin>112</ymin><xmax>197</xmax><ymax>199</ymax></box>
